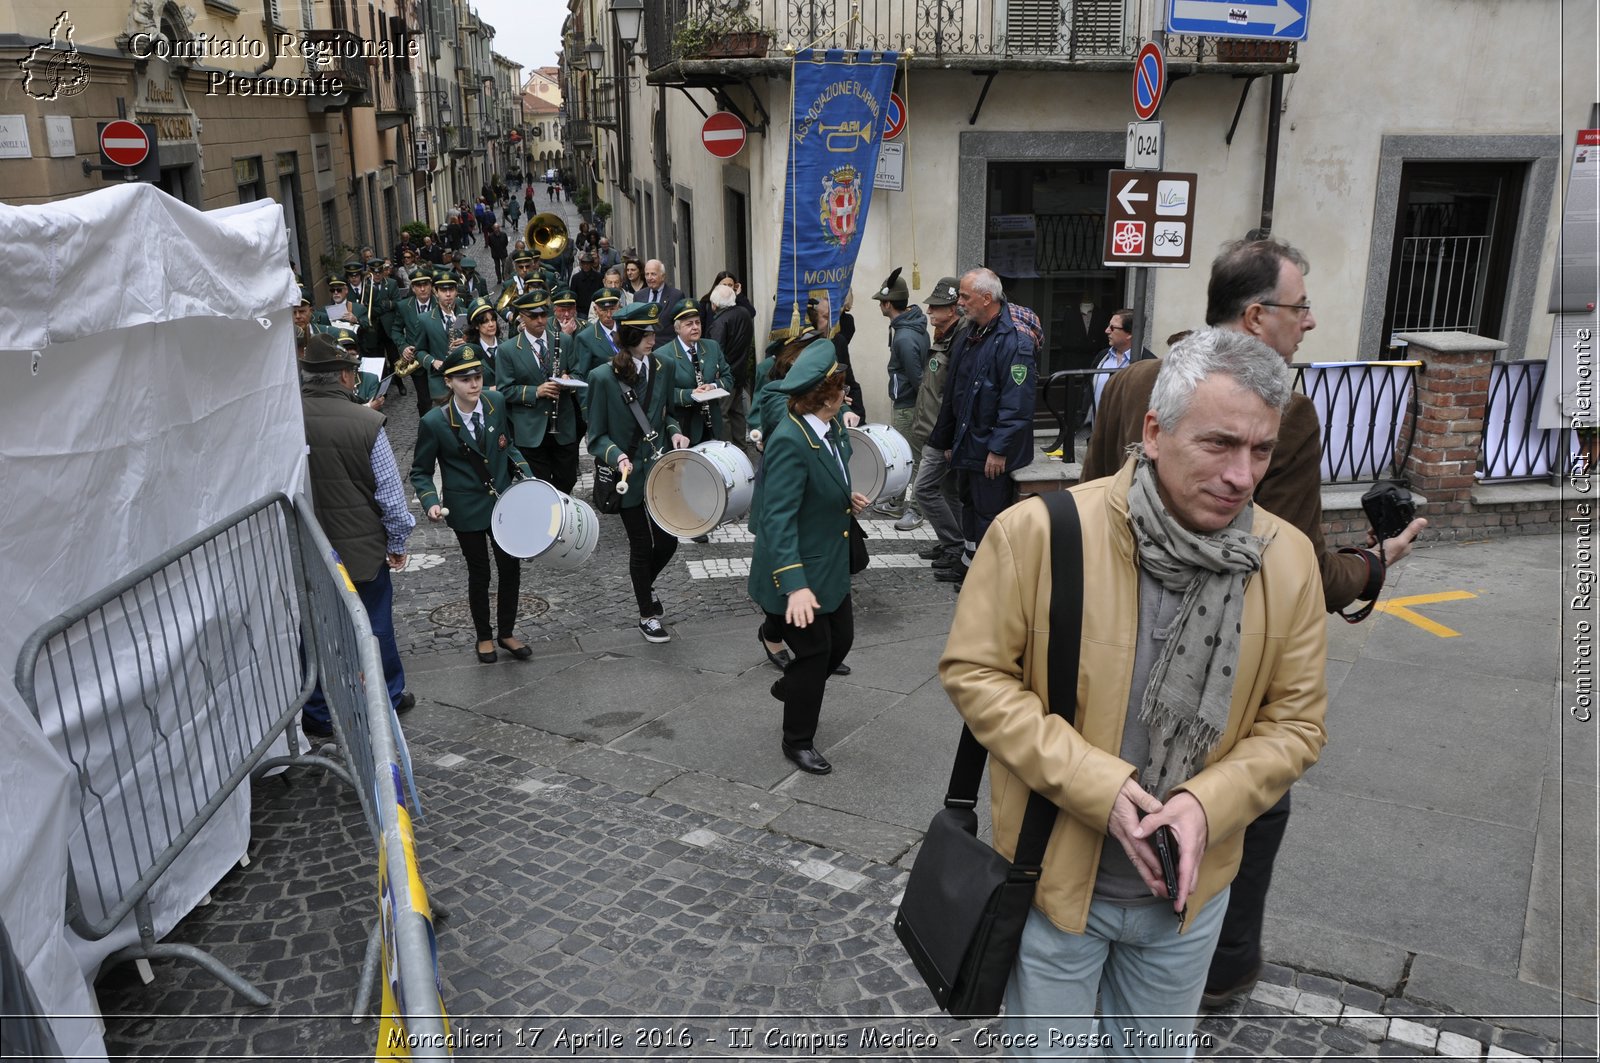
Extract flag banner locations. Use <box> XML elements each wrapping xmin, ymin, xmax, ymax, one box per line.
<box><xmin>773</xmin><ymin>49</ymin><xmax>899</xmax><ymax>339</ymax></box>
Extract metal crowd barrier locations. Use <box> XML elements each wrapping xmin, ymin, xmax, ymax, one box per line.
<box><xmin>1293</xmin><ymin>360</ymin><xmax>1422</xmax><ymax>484</ymax></box>
<box><xmin>1479</xmin><ymin>359</ymin><xmax>1573</xmax><ymax>481</ymax></box>
<box><xmin>1040</xmin><ymin>367</ymin><xmax>1118</xmax><ymax>454</ymax></box>
<box><xmin>293</xmin><ymin>501</ymin><xmax>449</xmax><ymax>1053</ymax></box>
<box><xmin>12</xmin><ymin>494</ymin><xmax>448</xmax><ymax>1056</ymax></box>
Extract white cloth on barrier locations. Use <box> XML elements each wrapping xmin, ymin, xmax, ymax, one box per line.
<box><xmin>1300</xmin><ymin>361</ymin><xmax>1416</xmax><ymax>482</ymax></box>
<box><xmin>0</xmin><ymin>184</ymin><xmax>303</xmax><ymax>1062</ymax></box>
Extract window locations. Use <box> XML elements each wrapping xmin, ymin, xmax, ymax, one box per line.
<box><xmin>321</xmin><ymin>199</ymin><xmax>341</xmax><ymax>262</ymax></box>
<box><xmin>1004</xmin><ymin>0</ymin><xmax>1126</xmax><ymax>56</ymax></box>
<box><xmin>676</xmin><ymin>196</ymin><xmax>694</xmax><ymax>296</ymax></box>
<box><xmin>1383</xmin><ymin>162</ymin><xmax>1524</xmax><ymax>341</ymax></box>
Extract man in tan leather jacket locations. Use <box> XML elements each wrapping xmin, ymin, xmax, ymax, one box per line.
<box><xmin>941</xmin><ymin>328</ymin><xmax>1327</xmax><ymax>1057</ymax></box>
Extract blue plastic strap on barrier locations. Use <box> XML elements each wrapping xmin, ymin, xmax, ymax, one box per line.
<box><xmin>392</xmin><ymin>708</ymin><xmax>425</xmax><ymax>823</ymax></box>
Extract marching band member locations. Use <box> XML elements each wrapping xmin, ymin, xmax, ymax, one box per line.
<box><xmin>663</xmin><ymin>298</ymin><xmax>733</xmax><ymax>446</ymax></box>
<box><xmin>571</xmin><ymin>286</ymin><xmax>623</xmax><ymax>383</ymax></box>
<box><xmin>465</xmin><ymin>297</ymin><xmax>504</xmax><ymax>378</ymax></box>
<box><xmin>550</xmin><ymin>286</ymin><xmax>584</xmax><ymax>340</ymax></box>
<box><xmin>392</xmin><ymin>269</ymin><xmax>451</xmax><ymax>412</ymax></box>
<box><xmin>497</xmin><ymin>290</ymin><xmax>582</xmax><ymax>493</ymax></box>
<box><xmin>747</xmin><ymin>340</ymin><xmax>869</xmax><ymax>775</ymax></box>
<box><xmin>410</xmin><ymin>345</ymin><xmax>535</xmax><ymax>664</ymax></box>
<box><xmin>585</xmin><ymin>302</ymin><xmax>690</xmax><ymax>643</ymax></box>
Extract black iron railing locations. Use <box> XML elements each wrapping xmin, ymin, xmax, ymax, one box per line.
<box><xmin>1294</xmin><ymin>361</ymin><xmax>1421</xmax><ymax>484</ymax></box>
<box><xmin>1479</xmin><ymin>359</ymin><xmax>1571</xmax><ymax>482</ymax></box>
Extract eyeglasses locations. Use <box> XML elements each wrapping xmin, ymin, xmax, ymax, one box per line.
<box><xmin>1108</xmin><ymin>324</ymin><xmax>1129</xmax><ymax>333</ymax></box>
<box><xmin>1259</xmin><ymin>301</ymin><xmax>1312</xmax><ymax>317</ymax></box>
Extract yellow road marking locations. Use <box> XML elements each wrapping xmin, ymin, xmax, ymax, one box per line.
<box><xmin>1373</xmin><ymin>590</ymin><xmax>1478</xmax><ymax>638</ymax></box>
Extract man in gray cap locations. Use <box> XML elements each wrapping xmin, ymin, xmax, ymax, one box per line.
<box><xmin>908</xmin><ymin>276</ymin><xmax>968</xmax><ymax>559</ymax></box>
<box><xmin>871</xmin><ymin>267</ymin><xmax>928</xmax><ymax>521</ymax></box>
<box><xmin>297</xmin><ymin>334</ymin><xmax>415</xmax><ymax>739</ymax></box>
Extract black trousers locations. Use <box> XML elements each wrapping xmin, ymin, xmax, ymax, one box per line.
<box><xmin>767</xmin><ymin>594</ymin><xmax>853</xmax><ymax>749</ymax></box>
<box><xmin>956</xmin><ymin>467</ymin><xmax>1018</xmax><ymax>559</ymax></box>
<box><xmin>454</xmin><ymin>529</ymin><xmax>522</xmax><ymax>642</ymax></box>
<box><xmin>618</xmin><ymin>504</ymin><xmax>677</xmax><ymax>615</ymax></box>
<box><xmin>523</xmin><ymin>434</ymin><xmax>579</xmax><ymax>493</ymax></box>
<box><xmin>1206</xmin><ymin>788</ymin><xmax>1292</xmax><ymax>991</ymax></box>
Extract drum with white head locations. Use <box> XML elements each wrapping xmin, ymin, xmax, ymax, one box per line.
<box><xmin>846</xmin><ymin>423</ymin><xmax>914</xmax><ymax>503</ymax></box>
<box><xmin>491</xmin><ymin>478</ymin><xmax>599</xmax><ymax>568</ymax></box>
<box><xmin>645</xmin><ymin>440</ymin><xmax>756</xmax><ymax>538</ymax></box>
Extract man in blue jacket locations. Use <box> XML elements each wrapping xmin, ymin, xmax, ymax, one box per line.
<box><xmin>870</xmin><ymin>266</ymin><xmax>928</xmax><ymax>522</ymax></box>
<box><xmin>926</xmin><ymin>267</ymin><xmax>1037</xmax><ymax>587</ymax></box>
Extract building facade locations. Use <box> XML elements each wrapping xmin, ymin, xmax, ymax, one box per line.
<box><xmin>566</xmin><ymin>0</ymin><xmax>1591</xmax><ymax>419</ymax></box>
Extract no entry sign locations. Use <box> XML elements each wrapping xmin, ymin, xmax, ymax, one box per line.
<box><xmin>1132</xmin><ymin>42</ymin><xmax>1165</xmax><ymax>121</ymax></box>
<box><xmin>700</xmin><ymin>112</ymin><xmax>747</xmax><ymax>159</ymax></box>
<box><xmin>99</xmin><ymin>120</ymin><xmax>150</xmax><ymax>168</ymax></box>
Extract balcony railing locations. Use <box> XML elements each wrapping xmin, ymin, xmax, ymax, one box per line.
<box><xmin>301</xmin><ymin>29</ymin><xmax>371</xmax><ymax>105</ymax></box>
<box><xmin>567</xmin><ymin>118</ymin><xmax>593</xmax><ymax>147</ymax></box>
<box><xmin>644</xmin><ymin>0</ymin><xmax>1299</xmax><ymax>69</ymax></box>
<box><xmin>1479</xmin><ymin>359</ymin><xmax>1576</xmax><ymax>482</ymax></box>
<box><xmin>1296</xmin><ymin>361</ymin><xmax>1421</xmax><ymax>484</ymax></box>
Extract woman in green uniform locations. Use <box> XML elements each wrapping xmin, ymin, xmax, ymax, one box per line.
<box><xmin>410</xmin><ymin>345</ymin><xmax>536</xmax><ymax>664</ymax></box>
<box><xmin>748</xmin><ymin>340</ymin><xmax>870</xmax><ymax>775</ymax></box>
<box><xmin>585</xmin><ymin>302</ymin><xmax>689</xmax><ymax>643</ymax></box>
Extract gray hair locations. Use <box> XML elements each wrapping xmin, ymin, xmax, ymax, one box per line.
<box><xmin>961</xmin><ymin>267</ymin><xmax>1004</xmax><ymax>302</ymax></box>
<box><xmin>300</xmin><ymin>369</ymin><xmax>349</xmax><ymax>388</ymax></box>
<box><xmin>1149</xmin><ymin>327</ymin><xmax>1293</xmax><ymax>431</ymax></box>
<box><xmin>708</xmin><ymin>283</ymin><xmax>737</xmax><ymax>310</ymax></box>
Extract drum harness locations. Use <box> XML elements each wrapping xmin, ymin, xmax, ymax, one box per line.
<box><xmin>449</xmin><ymin>413</ymin><xmax>514</xmax><ymax>500</ymax></box>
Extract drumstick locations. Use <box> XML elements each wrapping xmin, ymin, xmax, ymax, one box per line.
<box><xmin>617</xmin><ymin>466</ymin><xmax>631</xmax><ymax>495</ymax></box>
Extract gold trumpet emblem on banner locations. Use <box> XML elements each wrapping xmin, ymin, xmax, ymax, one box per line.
<box><xmin>820</xmin><ymin>119</ymin><xmax>873</xmax><ymax>153</ymax></box>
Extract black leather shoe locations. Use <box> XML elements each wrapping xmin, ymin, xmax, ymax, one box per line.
<box><xmin>934</xmin><ymin>564</ymin><xmax>967</xmax><ymax>583</ymax></box>
<box><xmin>931</xmin><ymin>549</ymin><xmax>964</xmax><ymax>570</ymax></box>
<box><xmin>476</xmin><ymin>641</ymin><xmax>498</xmax><ymax>663</ymax></box>
<box><xmin>782</xmin><ymin>744</ymin><xmax>833</xmax><ymax>775</ymax></box>
<box><xmin>759</xmin><ymin>629</ymin><xmax>791</xmax><ymax>670</ymax></box>
<box><xmin>770</xmin><ymin>679</ymin><xmax>785</xmax><ymax>702</ymax></box>
<box><xmin>831</xmin><ymin>662</ymin><xmax>852</xmax><ymax>676</ymax></box>
<box><xmin>917</xmin><ymin>544</ymin><xmax>947</xmax><ymax>561</ymax></box>
<box><xmin>395</xmin><ymin>691</ymin><xmax>416</xmax><ymax>715</ymax></box>
<box><xmin>496</xmin><ymin>637</ymin><xmax>534</xmax><ymax>660</ymax></box>
<box><xmin>691</xmin><ymin>534</ymin><xmax>710</xmax><ymax>543</ymax></box>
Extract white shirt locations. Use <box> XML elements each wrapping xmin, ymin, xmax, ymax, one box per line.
<box><xmin>455</xmin><ymin>398</ymin><xmax>483</xmax><ymax>438</ymax></box>
<box><xmin>804</xmin><ymin>413</ymin><xmax>849</xmax><ymax>483</ymax></box>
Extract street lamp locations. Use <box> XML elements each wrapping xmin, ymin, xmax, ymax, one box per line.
<box><xmin>583</xmin><ymin>37</ymin><xmax>605</xmax><ymax>72</ymax></box>
<box><xmin>612</xmin><ymin>0</ymin><xmax>644</xmax><ymax>52</ymax></box>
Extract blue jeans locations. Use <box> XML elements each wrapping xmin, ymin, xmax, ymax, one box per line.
<box><xmin>1003</xmin><ymin>888</ymin><xmax>1229</xmax><ymax>1059</ymax></box>
<box><xmin>303</xmin><ymin>564</ymin><xmax>406</xmax><ymax>727</ymax></box>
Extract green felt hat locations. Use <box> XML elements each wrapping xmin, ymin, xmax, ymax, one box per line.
<box><xmin>769</xmin><ymin>339</ymin><xmax>840</xmax><ymax>394</ymax></box>
<box><xmin>467</xmin><ymin>297</ymin><xmax>497</xmax><ymax>324</ymax></box>
<box><xmin>668</xmin><ymin>297</ymin><xmax>702</xmax><ymax>322</ymax></box>
<box><xmin>613</xmin><ymin>301</ymin><xmax>661</xmax><ymax>328</ymax></box>
<box><xmin>591</xmin><ymin>287</ymin><xmax>621</xmax><ymax>307</ymax></box>
<box><xmin>440</xmin><ymin>344</ymin><xmax>485</xmax><ymax>376</ymax></box>
<box><xmin>512</xmin><ymin>290</ymin><xmax>550</xmax><ymax>314</ymax></box>
<box><xmin>550</xmin><ymin>287</ymin><xmax>577</xmax><ymax>307</ymax></box>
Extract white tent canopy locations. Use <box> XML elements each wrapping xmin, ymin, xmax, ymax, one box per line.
<box><xmin>0</xmin><ymin>183</ymin><xmax>305</xmax><ymax>1061</ymax></box>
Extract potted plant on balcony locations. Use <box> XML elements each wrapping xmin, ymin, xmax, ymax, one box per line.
<box><xmin>673</xmin><ymin>10</ymin><xmax>771</xmax><ymax>59</ymax></box>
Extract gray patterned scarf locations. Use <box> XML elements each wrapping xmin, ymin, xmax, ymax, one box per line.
<box><xmin>1126</xmin><ymin>456</ymin><xmax>1271</xmax><ymax>796</ymax></box>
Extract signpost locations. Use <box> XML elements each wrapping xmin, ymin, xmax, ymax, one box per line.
<box><xmin>700</xmin><ymin>111</ymin><xmax>747</xmax><ymax>160</ymax></box>
<box><xmin>1166</xmin><ymin>0</ymin><xmax>1310</xmax><ymax>40</ymax></box>
<box><xmin>1102</xmin><ymin>169</ymin><xmax>1197</xmax><ymax>268</ymax></box>
<box><xmin>88</xmin><ymin>120</ymin><xmax>158</xmax><ymax>182</ymax></box>
<box><xmin>1125</xmin><ymin>120</ymin><xmax>1163</xmax><ymax>169</ymax></box>
<box><xmin>99</xmin><ymin>119</ymin><xmax>149</xmax><ymax>168</ymax></box>
<box><xmin>1132</xmin><ymin>42</ymin><xmax>1165</xmax><ymax>121</ymax></box>
<box><xmin>883</xmin><ymin>91</ymin><xmax>907</xmax><ymax>140</ymax></box>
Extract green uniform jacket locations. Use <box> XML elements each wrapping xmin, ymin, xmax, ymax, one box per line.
<box><xmin>660</xmin><ymin>336</ymin><xmax>733</xmax><ymax>445</ymax></box>
<box><xmin>585</xmin><ymin>358</ymin><xmax>682</xmax><ymax>511</ymax></box>
<box><xmin>460</xmin><ymin>272</ymin><xmax>490</xmax><ymax>302</ymax></box>
<box><xmin>399</xmin><ymin>297</ymin><xmax>464</xmax><ymax>401</ymax></box>
<box><xmin>747</xmin><ymin>410</ymin><xmax>854</xmax><ymax>616</ymax></box>
<box><xmin>357</xmin><ymin>278</ymin><xmax>396</xmax><ymax>354</ymax></box>
<box><xmin>409</xmin><ymin>390</ymin><xmax>532</xmax><ymax>532</ymax></box>
<box><xmin>496</xmin><ymin>329</ymin><xmax>581</xmax><ymax>450</ymax></box>
<box><xmin>570</xmin><ymin>318</ymin><xmax>619</xmax><ymax>385</ymax></box>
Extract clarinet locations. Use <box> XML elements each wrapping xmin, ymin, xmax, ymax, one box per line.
<box><xmin>547</xmin><ymin>338</ymin><xmax>562</xmax><ymax>423</ymax></box>
<box><xmin>690</xmin><ymin>347</ymin><xmax>711</xmax><ymax>435</ymax></box>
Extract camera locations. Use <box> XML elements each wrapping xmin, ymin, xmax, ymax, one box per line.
<box><xmin>1361</xmin><ymin>481</ymin><xmax>1416</xmax><ymax>541</ymax></box>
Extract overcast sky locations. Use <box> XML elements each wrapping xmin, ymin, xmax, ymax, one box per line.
<box><xmin>475</xmin><ymin>0</ymin><xmax>568</xmax><ymax>78</ymax></box>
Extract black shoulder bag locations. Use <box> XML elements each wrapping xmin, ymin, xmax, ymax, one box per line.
<box><xmin>894</xmin><ymin>490</ymin><xmax>1083</xmax><ymax>1020</ymax></box>
<box><xmin>592</xmin><ymin>365</ymin><xmax>659</xmax><ymax>514</ymax></box>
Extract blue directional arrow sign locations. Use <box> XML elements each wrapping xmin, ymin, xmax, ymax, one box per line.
<box><xmin>1167</xmin><ymin>0</ymin><xmax>1310</xmax><ymax>41</ymax></box>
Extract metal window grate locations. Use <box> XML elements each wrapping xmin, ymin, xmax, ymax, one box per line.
<box><xmin>1478</xmin><ymin>359</ymin><xmax>1573</xmax><ymax>481</ymax></box>
<box><xmin>1389</xmin><ymin>234</ymin><xmax>1492</xmax><ymax>333</ymax></box>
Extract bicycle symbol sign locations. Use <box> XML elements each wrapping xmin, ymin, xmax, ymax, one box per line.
<box><xmin>1112</xmin><ymin>220</ymin><xmax>1146</xmax><ymax>256</ymax></box>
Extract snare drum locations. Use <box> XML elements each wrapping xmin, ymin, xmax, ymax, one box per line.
<box><xmin>491</xmin><ymin>479</ymin><xmax>599</xmax><ymax>568</ymax></box>
<box><xmin>846</xmin><ymin>423</ymin><xmax>914</xmax><ymax>503</ymax></box>
<box><xmin>645</xmin><ymin>440</ymin><xmax>756</xmax><ymax>538</ymax></box>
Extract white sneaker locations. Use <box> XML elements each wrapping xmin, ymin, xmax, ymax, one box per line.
<box><xmin>639</xmin><ymin>617</ymin><xmax>671</xmax><ymax>643</ymax></box>
<box><xmin>893</xmin><ymin>510</ymin><xmax>924</xmax><ymax>531</ymax></box>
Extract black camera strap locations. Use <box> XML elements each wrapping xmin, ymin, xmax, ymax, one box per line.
<box><xmin>1335</xmin><ymin>545</ymin><xmax>1386</xmax><ymax>624</ymax></box>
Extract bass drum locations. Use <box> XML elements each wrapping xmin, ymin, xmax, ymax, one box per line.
<box><xmin>491</xmin><ymin>478</ymin><xmax>599</xmax><ymax>568</ymax></box>
<box><xmin>645</xmin><ymin>440</ymin><xmax>756</xmax><ymax>538</ymax></box>
<box><xmin>847</xmin><ymin>423</ymin><xmax>914</xmax><ymax>503</ymax></box>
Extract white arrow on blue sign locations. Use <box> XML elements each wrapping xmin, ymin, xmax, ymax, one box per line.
<box><xmin>1167</xmin><ymin>0</ymin><xmax>1310</xmax><ymax>41</ymax></box>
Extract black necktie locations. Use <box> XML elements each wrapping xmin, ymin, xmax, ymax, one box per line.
<box><xmin>471</xmin><ymin>411</ymin><xmax>482</xmax><ymax>440</ymax></box>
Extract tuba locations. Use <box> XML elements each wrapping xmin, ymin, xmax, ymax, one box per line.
<box><xmin>525</xmin><ymin>212</ymin><xmax>568</xmax><ymax>261</ymax></box>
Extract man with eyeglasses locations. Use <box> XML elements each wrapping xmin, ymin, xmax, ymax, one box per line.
<box><xmin>1082</xmin><ymin>235</ymin><xmax>1426</xmax><ymax>1011</ymax></box>
<box><xmin>1083</xmin><ymin>307</ymin><xmax>1155</xmax><ymax>432</ymax></box>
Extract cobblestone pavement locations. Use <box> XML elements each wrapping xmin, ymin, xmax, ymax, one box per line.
<box><xmin>98</xmin><ymin>716</ymin><xmax>1583</xmax><ymax>1061</ymax></box>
